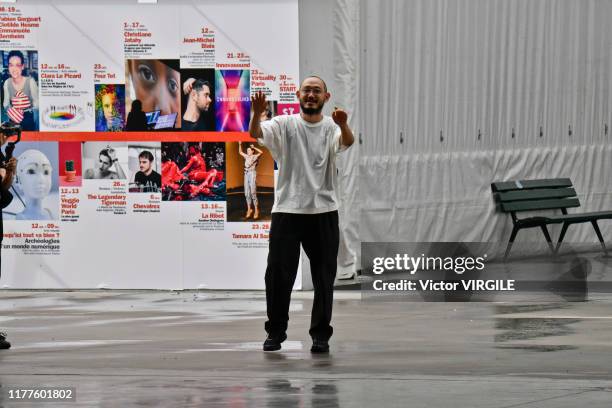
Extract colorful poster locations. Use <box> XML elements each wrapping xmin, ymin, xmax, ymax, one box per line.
<box><xmin>215</xmin><ymin>69</ymin><xmax>250</xmax><ymax>132</ymax></box>
<box><xmin>0</xmin><ymin>0</ymin><xmax>299</xmax><ymax>290</ymax></box>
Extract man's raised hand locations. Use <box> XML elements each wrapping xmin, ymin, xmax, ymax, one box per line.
<box><xmin>251</xmin><ymin>91</ymin><xmax>267</xmax><ymax>116</ymax></box>
<box><xmin>332</xmin><ymin>107</ymin><xmax>348</xmax><ymax>127</ymax></box>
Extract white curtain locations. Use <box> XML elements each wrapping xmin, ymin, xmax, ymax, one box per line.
<box><xmin>334</xmin><ymin>0</ymin><xmax>361</xmax><ymax>273</ymax></box>
<box><xmin>361</xmin><ymin>0</ymin><xmax>612</xmax><ymax>155</ymax></box>
<box><xmin>357</xmin><ymin>0</ymin><xmax>612</xmax><ymax>246</ymax></box>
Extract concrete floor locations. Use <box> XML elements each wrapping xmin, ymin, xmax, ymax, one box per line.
<box><xmin>1</xmin><ymin>290</ymin><xmax>612</xmax><ymax>407</ymax></box>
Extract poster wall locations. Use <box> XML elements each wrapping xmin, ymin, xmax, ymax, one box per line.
<box><xmin>0</xmin><ymin>0</ymin><xmax>300</xmax><ymax>289</ymax></box>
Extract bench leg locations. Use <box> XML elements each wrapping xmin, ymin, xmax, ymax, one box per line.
<box><xmin>555</xmin><ymin>222</ymin><xmax>570</xmax><ymax>254</ymax></box>
<box><xmin>539</xmin><ymin>225</ymin><xmax>555</xmax><ymax>253</ymax></box>
<box><xmin>504</xmin><ymin>226</ymin><xmax>520</xmax><ymax>260</ymax></box>
<box><xmin>591</xmin><ymin>220</ymin><xmax>608</xmax><ymax>256</ymax></box>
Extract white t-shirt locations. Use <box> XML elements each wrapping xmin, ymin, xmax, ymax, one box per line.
<box><xmin>259</xmin><ymin>113</ymin><xmax>347</xmax><ymax>214</ymax></box>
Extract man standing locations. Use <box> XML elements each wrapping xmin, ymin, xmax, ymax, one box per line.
<box><xmin>182</xmin><ymin>79</ymin><xmax>213</xmax><ymax>131</ymax></box>
<box><xmin>0</xmin><ymin>133</ymin><xmax>17</xmax><ymax>349</ymax></box>
<box><xmin>134</xmin><ymin>150</ymin><xmax>161</xmax><ymax>192</ymax></box>
<box><xmin>249</xmin><ymin>76</ymin><xmax>354</xmax><ymax>353</ymax></box>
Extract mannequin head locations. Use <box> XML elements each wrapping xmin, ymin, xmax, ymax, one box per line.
<box><xmin>16</xmin><ymin>149</ymin><xmax>53</xmax><ymax>201</ymax></box>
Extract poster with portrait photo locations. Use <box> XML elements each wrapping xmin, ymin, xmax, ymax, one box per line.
<box><xmin>215</xmin><ymin>69</ymin><xmax>250</xmax><ymax>132</ymax></box>
<box><xmin>82</xmin><ymin>141</ymin><xmax>128</xmax><ymax>180</ymax></box>
<box><xmin>161</xmin><ymin>142</ymin><xmax>225</xmax><ymax>202</ymax></box>
<box><xmin>2</xmin><ymin>142</ymin><xmax>58</xmax><ymax>221</ymax></box>
<box><xmin>128</xmin><ymin>143</ymin><xmax>162</xmax><ymax>193</ymax></box>
<box><xmin>95</xmin><ymin>84</ymin><xmax>125</xmax><ymax>131</ymax></box>
<box><xmin>0</xmin><ymin>50</ymin><xmax>39</xmax><ymax>131</ymax></box>
<box><xmin>225</xmin><ymin>142</ymin><xmax>274</xmax><ymax>222</ymax></box>
<box><xmin>125</xmin><ymin>59</ymin><xmax>181</xmax><ymax>131</ymax></box>
<box><xmin>180</xmin><ymin>68</ymin><xmax>215</xmax><ymax>131</ymax></box>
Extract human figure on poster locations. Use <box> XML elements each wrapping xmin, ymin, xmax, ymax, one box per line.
<box><xmin>127</xmin><ymin>60</ymin><xmax>180</xmax><ymax>127</ymax></box>
<box><xmin>2</xmin><ymin>50</ymin><xmax>39</xmax><ymax>131</ymax></box>
<box><xmin>249</xmin><ymin>76</ymin><xmax>354</xmax><ymax>353</ymax></box>
<box><xmin>133</xmin><ymin>150</ymin><xmax>161</xmax><ymax>192</ymax></box>
<box><xmin>180</xmin><ymin>145</ymin><xmax>216</xmax><ymax>184</ymax></box>
<box><xmin>238</xmin><ymin>141</ymin><xmax>263</xmax><ymax>220</ymax></box>
<box><xmin>0</xmin><ymin>133</ymin><xmax>16</xmax><ymax>349</ymax></box>
<box><xmin>161</xmin><ymin>153</ymin><xmax>183</xmax><ymax>190</ymax></box>
<box><xmin>84</xmin><ymin>147</ymin><xmax>126</xmax><ymax>180</ymax></box>
<box><xmin>182</xmin><ymin>78</ymin><xmax>213</xmax><ymax>131</ymax></box>
<box><xmin>12</xmin><ymin>149</ymin><xmax>53</xmax><ymax>220</ymax></box>
<box><xmin>95</xmin><ymin>85</ymin><xmax>123</xmax><ymax>131</ymax></box>
<box><xmin>125</xmin><ymin>100</ymin><xmax>147</xmax><ymax>131</ymax></box>
<box><xmin>190</xmin><ymin>165</ymin><xmax>220</xmax><ymax>198</ymax></box>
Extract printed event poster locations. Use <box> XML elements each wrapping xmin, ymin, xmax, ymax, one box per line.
<box><xmin>0</xmin><ymin>0</ymin><xmax>300</xmax><ymax>290</ymax></box>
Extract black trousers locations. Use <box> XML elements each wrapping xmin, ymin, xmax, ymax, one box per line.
<box><xmin>265</xmin><ymin>211</ymin><xmax>339</xmax><ymax>341</ymax></box>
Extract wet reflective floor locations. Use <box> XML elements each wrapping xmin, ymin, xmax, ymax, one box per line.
<box><xmin>1</xmin><ymin>290</ymin><xmax>612</xmax><ymax>407</ymax></box>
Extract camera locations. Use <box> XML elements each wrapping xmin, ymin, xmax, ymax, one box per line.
<box><xmin>0</xmin><ymin>122</ymin><xmax>21</xmax><ymax>168</ymax></box>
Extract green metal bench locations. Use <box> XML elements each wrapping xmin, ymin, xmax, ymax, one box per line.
<box><xmin>491</xmin><ymin>178</ymin><xmax>612</xmax><ymax>259</ymax></box>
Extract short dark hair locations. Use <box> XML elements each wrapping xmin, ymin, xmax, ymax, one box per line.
<box><xmin>99</xmin><ymin>148</ymin><xmax>112</xmax><ymax>163</ymax></box>
<box><xmin>139</xmin><ymin>150</ymin><xmax>154</xmax><ymax>162</ymax></box>
<box><xmin>131</xmin><ymin>99</ymin><xmax>143</xmax><ymax>112</ymax></box>
<box><xmin>300</xmin><ymin>75</ymin><xmax>328</xmax><ymax>92</ymax></box>
<box><xmin>193</xmin><ymin>79</ymin><xmax>211</xmax><ymax>93</ymax></box>
<box><xmin>7</xmin><ymin>50</ymin><xmax>25</xmax><ymax>65</ymax></box>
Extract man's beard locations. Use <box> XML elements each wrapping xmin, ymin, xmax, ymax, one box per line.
<box><xmin>300</xmin><ymin>100</ymin><xmax>324</xmax><ymax>115</ymax></box>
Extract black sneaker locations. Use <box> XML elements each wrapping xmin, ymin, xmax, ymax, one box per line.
<box><xmin>310</xmin><ymin>339</ymin><xmax>329</xmax><ymax>353</ymax></box>
<box><xmin>0</xmin><ymin>332</ymin><xmax>11</xmax><ymax>350</ymax></box>
<box><xmin>263</xmin><ymin>333</ymin><xmax>287</xmax><ymax>351</ymax></box>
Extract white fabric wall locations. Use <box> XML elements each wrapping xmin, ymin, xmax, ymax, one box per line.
<box><xmin>333</xmin><ymin>0</ymin><xmax>360</xmax><ymax>275</ymax></box>
<box><xmin>362</xmin><ymin>144</ymin><xmax>612</xmax><ymax>244</ymax></box>
<box><xmin>299</xmin><ymin>0</ymin><xmax>360</xmax><ymax>286</ymax></box>
<box><xmin>361</xmin><ymin>0</ymin><xmax>612</xmax><ymax>154</ymax></box>
<box><xmin>358</xmin><ymin>0</ymin><xmax>612</xmax><ymax>247</ymax></box>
